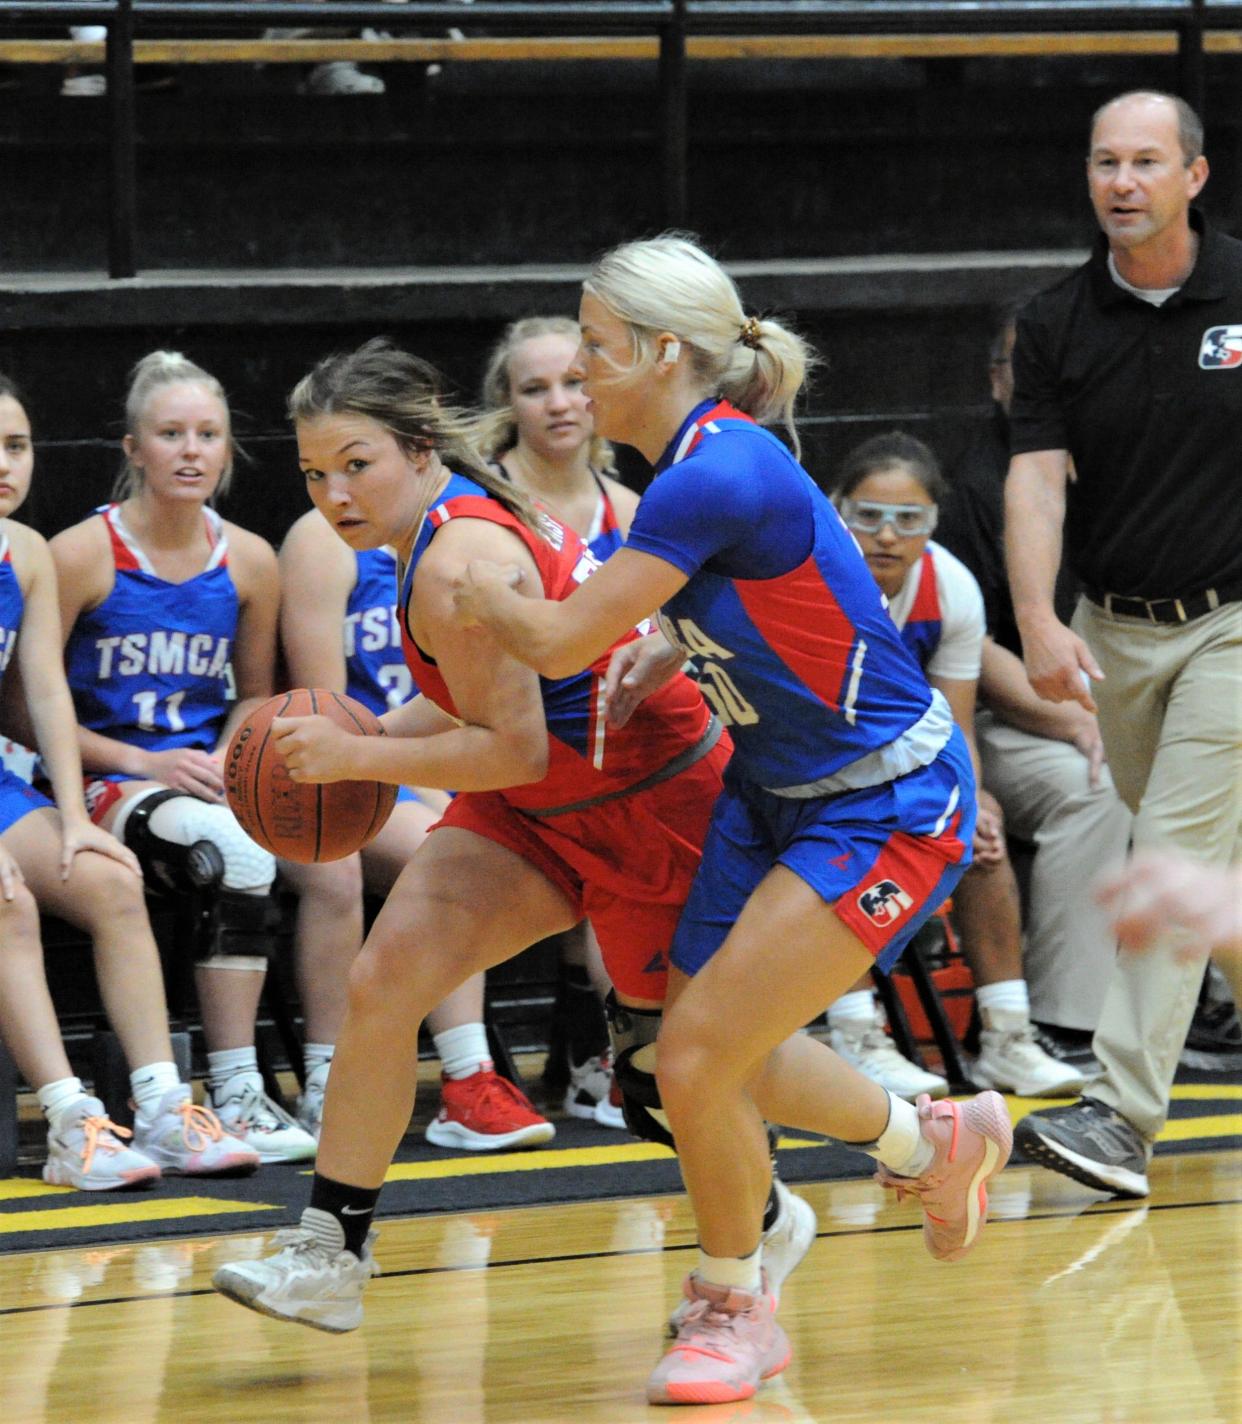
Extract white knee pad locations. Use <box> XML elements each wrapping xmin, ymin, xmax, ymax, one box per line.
<box><xmin>132</xmin><ymin>793</ymin><xmax>275</xmax><ymax>893</ymax></box>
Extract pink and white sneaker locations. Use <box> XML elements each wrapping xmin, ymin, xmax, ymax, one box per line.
<box><xmin>42</xmin><ymin>1097</ymin><xmax>161</xmax><ymax>1191</ymax></box>
<box><xmin>648</xmin><ymin>1271</ymin><xmax>791</xmax><ymax>1406</ymax></box>
<box><xmin>874</xmin><ymin>1090</ymin><xmax>1013</xmax><ymax>1261</ymax></box>
<box><xmin>132</xmin><ymin>1087</ymin><xmax>260</xmax><ymax>1176</ymax></box>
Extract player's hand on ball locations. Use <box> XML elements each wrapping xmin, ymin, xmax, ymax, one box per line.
<box><xmin>271</xmin><ymin>714</ymin><xmax>356</xmax><ymax>784</ymax></box>
<box><xmin>452</xmin><ymin>559</ymin><xmax>525</xmax><ymax>627</ymax></box>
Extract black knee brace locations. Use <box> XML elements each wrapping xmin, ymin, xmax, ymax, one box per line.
<box><xmin>123</xmin><ymin>789</ymin><xmax>225</xmax><ymax>896</ymax></box>
<box><xmin>206</xmin><ymin>889</ymin><xmax>273</xmax><ymax>963</ymax></box>
<box><xmin>605</xmin><ymin>991</ymin><xmax>674</xmax><ymax>1150</ymax></box>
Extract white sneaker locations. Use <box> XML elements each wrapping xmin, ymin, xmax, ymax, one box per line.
<box><xmin>296</xmin><ymin>1061</ymin><xmax>330</xmax><ymax>1140</ymax></box>
<box><xmin>761</xmin><ymin>1177</ymin><xmax>817</xmax><ymax>1299</ymax></box>
<box><xmin>213</xmin><ymin>1209</ymin><xmax>380</xmax><ymax>1333</ymax></box>
<box><xmin>42</xmin><ymin>1096</ymin><xmax>161</xmax><ymax>1191</ymax></box>
<box><xmin>209</xmin><ymin>1072</ymin><xmax>318</xmax><ymax>1163</ymax></box>
<box><xmin>132</xmin><ymin>1087</ymin><xmax>260</xmax><ymax>1176</ymax></box>
<box><xmin>61</xmin><ymin>72</ymin><xmax>106</xmax><ymax>97</ymax></box>
<box><xmin>667</xmin><ymin>1176</ymin><xmax>816</xmax><ymax>1335</ymax></box>
<box><xmin>829</xmin><ymin>1012</ymin><xmax>949</xmax><ymax>1101</ymax></box>
<box><xmin>970</xmin><ymin>1009</ymin><xmax>1086</xmax><ymax>1097</ymax></box>
<box><xmin>564</xmin><ymin>1052</ymin><xmax>626</xmax><ymax>1130</ymax></box>
<box><xmin>300</xmin><ymin>61</ymin><xmax>385</xmax><ymax>95</ymax></box>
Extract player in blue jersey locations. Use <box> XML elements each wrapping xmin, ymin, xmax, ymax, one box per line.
<box><xmin>278</xmin><ymin>506</ymin><xmax>554</xmax><ymax>1150</ymax></box>
<box><xmin>478</xmin><ymin>315</ymin><xmax>640</xmax><ymax>1126</ymax></box>
<box><xmin>0</xmin><ymin>373</ymin><xmax>256</xmax><ymax>1188</ymax></box>
<box><xmin>830</xmin><ymin>432</ymin><xmax>1085</xmax><ymax>1100</ymax></box>
<box><xmin>455</xmin><ymin>236</ymin><xmax>1014</xmax><ymax>1405</ymax></box>
<box><xmin>50</xmin><ymin>351</ymin><xmax>316</xmax><ymax>1165</ymax></box>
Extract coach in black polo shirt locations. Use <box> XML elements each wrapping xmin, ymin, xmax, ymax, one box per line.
<box><xmin>1005</xmin><ymin>90</ymin><xmax>1242</xmax><ymax>1199</ymax></box>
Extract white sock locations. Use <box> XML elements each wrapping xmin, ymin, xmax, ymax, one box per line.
<box><xmin>828</xmin><ymin>990</ymin><xmax>876</xmax><ymax>1027</ymax></box>
<box><xmin>976</xmin><ymin>979</ymin><xmax>1030</xmax><ymax>1024</ymax></box>
<box><xmin>37</xmin><ymin>1076</ymin><xmax>88</xmax><ymax>1128</ymax></box>
<box><xmin>206</xmin><ymin>1047</ymin><xmax>259</xmax><ymax>1098</ymax></box>
<box><xmin>861</xmin><ymin>1090</ymin><xmax>935</xmax><ymax>1178</ymax></box>
<box><xmin>130</xmin><ymin>1061</ymin><xmax>182</xmax><ymax>1119</ymax></box>
<box><xmin>696</xmin><ymin>1245</ymin><xmax>762</xmax><ymax>1294</ymax></box>
<box><xmin>303</xmin><ymin>1042</ymin><xmax>335</xmax><ymax>1076</ymax></box>
<box><xmin>433</xmin><ymin>1023</ymin><xmax>492</xmax><ymax>1081</ymax></box>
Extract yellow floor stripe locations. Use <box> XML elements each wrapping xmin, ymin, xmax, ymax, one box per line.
<box><xmin>0</xmin><ymin>1196</ymin><xmax>280</xmax><ymax>1235</ymax></box>
<box><xmin>1157</xmin><ymin>1112</ymin><xmax>1242</xmax><ymax>1143</ymax></box>
<box><xmin>0</xmin><ymin>1179</ymin><xmax>70</xmax><ymax>1201</ymax></box>
<box><xmin>385</xmin><ymin>1140</ymin><xmax>677</xmax><ymax>1182</ymax></box>
<box><xmin>1170</xmin><ymin>1084</ymin><xmax>1242</xmax><ymax>1100</ymax></box>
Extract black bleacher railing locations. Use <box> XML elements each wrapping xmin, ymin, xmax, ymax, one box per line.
<box><xmin>2</xmin><ymin>0</ymin><xmax>1237</xmax><ymax>277</ymax></box>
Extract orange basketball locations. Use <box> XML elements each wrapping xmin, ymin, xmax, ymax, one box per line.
<box><xmin>224</xmin><ymin>689</ymin><xmax>397</xmax><ymax>863</ymax></box>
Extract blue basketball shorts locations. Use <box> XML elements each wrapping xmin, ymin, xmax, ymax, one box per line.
<box><xmin>0</xmin><ymin>767</ymin><xmax>54</xmax><ymax>836</ymax></box>
<box><xmin>670</xmin><ymin>726</ymin><xmax>976</xmax><ymax>978</ymax></box>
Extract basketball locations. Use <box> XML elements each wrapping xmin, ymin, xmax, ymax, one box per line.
<box><xmin>224</xmin><ymin>689</ymin><xmax>397</xmax><ymax>862</ymax></box>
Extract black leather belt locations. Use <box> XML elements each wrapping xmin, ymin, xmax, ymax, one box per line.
<box><xmin>1085</xmin><ymin>585</ymin><xmax>1234</xmax><ymax>624</ymax></box>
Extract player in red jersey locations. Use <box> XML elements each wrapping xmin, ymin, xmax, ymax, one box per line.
<box><xmin>211</xmin><ymin>338</ymin><xmax>752</xmax><ymax>1334</ymax></box>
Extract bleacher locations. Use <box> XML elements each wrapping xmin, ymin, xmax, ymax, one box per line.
<box><xmin>0</xmin><ymin>0</ymin><xmax>1238</xmax><ymax>1145</ymax></box>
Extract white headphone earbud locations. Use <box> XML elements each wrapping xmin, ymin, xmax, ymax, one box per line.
<box><xmin>659</xmin><ymin>339</ymin><xmax>681</xmax><ymax>368</ymax></box>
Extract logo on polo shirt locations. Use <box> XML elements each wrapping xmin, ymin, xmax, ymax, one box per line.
<box><xmin>1199</xmin><ymin>326</ymin><xmax>1242</xmax><ymax>369</ymax></box>
<box><xmin>856</xmin><ymin>878</ymin><xmax>913</xmax><ymax>927</ymax></box>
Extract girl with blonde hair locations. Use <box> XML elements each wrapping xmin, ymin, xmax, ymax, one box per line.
<box><xmin>455</xmin><ymin>235</ymin><xmax>1012</xmax><ymax>1406</ymax></box>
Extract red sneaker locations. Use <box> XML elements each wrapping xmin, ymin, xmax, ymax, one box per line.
<box><xmin>424</xmin><ymin>1068</ymin><xmax>555</xmax><ymax>1151</ymax></box>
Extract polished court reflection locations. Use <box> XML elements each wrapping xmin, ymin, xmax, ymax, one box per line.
<box><xmin>2</xmin><ymin>1151</ymin><xmax>1239</xmax><ymax>1423</ymax></box>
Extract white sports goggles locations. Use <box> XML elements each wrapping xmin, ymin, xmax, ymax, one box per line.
<box><xmin>839</xmin><ymin>498</ymin><xmax>938</xmax><ymax>538</ymax></box>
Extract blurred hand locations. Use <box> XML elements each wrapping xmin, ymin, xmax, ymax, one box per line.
<box><xmin>59</xmin><ymin>818</ymin><xmax>143</xmax><ymax>883</ymax></box>
<box><xmin>138</xmin><ymin>746</ymin><xmax>224</xmax><ymax>800</ymax></box>
<box><xmin>603</xmin><ymin>633</ymin><xmax>685</xmax><ymax>728</ymax></box>
<box><xmin>1021</xmin><ymin>617</ymin><xmax>1103</xmax><ymax>712</ymax></box>
<box><xmin>452</xmin><ymin>560</ymin><xmax>525</xmax><ymax>628</ymax></box>
<box><xmin>972</xmin><ymin>787</ymin><xmax>1008</xmax><ymax>866</ymax></box>
<box><xmin>1096</xmin><ymin>851</ymin><xmax>1242</xmax><ymax>956</ymax></box>
<box><xmin>1064</xmin><ymin>707</ymin><xmax>1108</xmax><ymax>788</ymax></box>
<box><xmin>0</xmin><ymin>842</ymin><xmax>23</xmax><ymax>901</ymax></box>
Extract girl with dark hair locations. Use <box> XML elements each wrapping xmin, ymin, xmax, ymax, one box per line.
<box><xmin>830</xmin><ymin>431</ymin><xmax>1085</xmax><ymax>1103</ymax></box>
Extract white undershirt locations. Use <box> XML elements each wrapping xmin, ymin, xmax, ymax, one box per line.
<box><xmin>1107</xmin><ymin>252</ymin><xmax>1181</xmax><ymax>307</ymax></box>
<box><xmin>885</xmin><ymin>541</ymin><xmax>986</xmax><ymax>682</ymax></box>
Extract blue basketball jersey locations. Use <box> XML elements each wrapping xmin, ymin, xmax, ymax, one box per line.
<box><xmin>343</xmin><ymin>547</ymin><xmax>412</xmax><ymax>716</ymax></box>
<box><xmin>0</xmin><ymin>530</ymin><xmax>23</xmax><ymax>679</ymax></box>
<box><xmin>626</xmin><ymin>400</ymin><xmax>950</xmax><ymax>793</ymax></box>
<box><xmin>64</xmin><ymin>504</ymin><xmax>238</xmax><ymax>754</ymax></box>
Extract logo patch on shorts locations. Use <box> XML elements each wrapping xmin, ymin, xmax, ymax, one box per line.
<box><xmin>1199</xmin><ymin>326</ymin><xmax>1242</xmax><ymax>369</ymax></box>
<box><xmin>857</xmin><ymin>879</ymin><xmax>913</xmax><ymax>927</ymax></box>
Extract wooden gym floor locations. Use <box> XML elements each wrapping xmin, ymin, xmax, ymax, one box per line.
<box><xmin>1</xmin><ymin>1144</ymin><xmax>1238</xmax><ymax>1424</ymax></box>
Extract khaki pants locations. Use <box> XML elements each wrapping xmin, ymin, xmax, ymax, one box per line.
<box><xmin>976</xmin><ymin>710</ymin><xmax>1133</xmax><ymax>1031</ymax></box>
<box><xmin>1073</xmin><ymin>597</ymin><xmax>1242</xmax><ymax>1139</ymax></box>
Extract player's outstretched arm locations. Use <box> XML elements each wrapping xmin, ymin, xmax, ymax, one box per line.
<box><xmin>453</xmin><ymin>544</ymin><xmax>688</xmax><ymax>680</ymax></box>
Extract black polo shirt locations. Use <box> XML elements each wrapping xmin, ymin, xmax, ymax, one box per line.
<box><xmin>939</xmin><ymin>406</ymin><xmax>1080</xmax><ymax>656</ymax></box>
<box><xmin>1010</xmin><ymin>210</ymin><xmax>1242</xmax><ymax>601</ymax></box>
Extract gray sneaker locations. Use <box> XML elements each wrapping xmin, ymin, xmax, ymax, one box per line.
<box><xmin>213</xmin><ymin>1209</ymin><xmax>380</xmax><ymax>1332</ymax></box>
<box><xmin>1015</xmin><ymin>1097</ymin><xmax>1150</xmax><ymax>1198</ymax></box>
